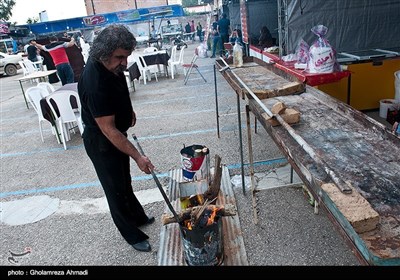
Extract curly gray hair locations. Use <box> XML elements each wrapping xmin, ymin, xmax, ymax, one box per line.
<box><xmin>89</xmin><ymin>24</ymin><xmax>137</xmax><ymax>62</ymax></box>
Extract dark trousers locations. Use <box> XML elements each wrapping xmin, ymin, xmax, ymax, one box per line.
<box><xmin>56</xmin><ymin>63</ymin><xmax>74</xmax><ymax>85</ymax></box>
<box><xmin>212</xmin><ymin>35</ymin><xmax>222</xmax><ymax>57</ymax></box>
<box><xmin>83</xmin><ymin>130</ymin><xmax>149</xmax><ymax>245</ymax></box>
<box><xmin>220</xmin><ymin>33</ymin><xmax>229</xmax><ymax>45</ymax></box>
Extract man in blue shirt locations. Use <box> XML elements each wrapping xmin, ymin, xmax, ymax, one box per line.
<box><xmin>218</xmin><ymin>13</ymin><xmax>231</xmax><ymax>45</ymax></box>
<box><xmin>210</xmin><ymin>15</ymin><xmax>222</xmax><ymax>58</ymax></box>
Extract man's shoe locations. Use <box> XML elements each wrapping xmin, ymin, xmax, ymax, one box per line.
<box><xmin>139</xmin><ymin>216</ymin><xmax>155</xmax><ymax>227</ymax></box>
<box><xmin>145</xmin><ymin>216</ymin><xmax>155</xmax><ymax>225</ymax></box>
<box><xmin>210</xmin><ymin>55</ymin><xmax>216</xmax><ymax>58</ymax></box>
<box><xmin>132</xmin><ymin>240</ymin><xmax>151</xmax><ymax>252</ymax></box>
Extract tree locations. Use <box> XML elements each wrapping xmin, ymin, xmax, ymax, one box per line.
<box><xmin>26</xmin><ymin>17</ymin><xmax>39</xmax><ymax>24</ymax></box>
<box><xmin>0</xmin><ymin>0</ymin><xmax>16</xmax><ymax>21</ymax></box>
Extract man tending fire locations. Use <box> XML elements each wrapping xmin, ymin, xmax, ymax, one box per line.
<box><xmin>131</xmin><ymin>138</ymin><xmax>238</xmax><ymax>266</ymax></box>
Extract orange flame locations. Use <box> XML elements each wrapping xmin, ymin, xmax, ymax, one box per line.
<box><xmin>206</xmin><ymin>206</ymin><xmax>219</xmax><ymax>226</ymax></box>
<box><xmin>181</xmin><ymin>205</ymin><xmax>221</xmax><ymax>230</ymax></box>
<box><xmin>184</xmin><ymin>220</ymin><xmax>193</xmax><ymax>230</ymax></box>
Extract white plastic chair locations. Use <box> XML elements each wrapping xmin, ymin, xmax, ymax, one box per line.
<box><xmin>46</xmin><ymin>90</ymin><xmax>84</xmax><ymax>150</ymax></box>
<box><xmin>36</xmin><ymin>82</ymin><xmax>55</xmax><ymax>96</ymax></box>
<box><xmin>134</xmin><ymin>54</ymin><xmax>158</xmax><ymax>85</ymax></box>
<box><xmin>19</xmin><ymin>61</ymin><xmax>35</xmax><ymax>83</ymax></box>
<box><xmin>80</xmin><ymin>38</ymin><xmax>90</xmax><ymax>63</ymax></box>
<box><xmin>21</xmin><ymin>59</ymin><xmax>40</xmax><ymax>83</ymax></box>
<box><xmin>168</xmin><ymin>45</ymin><xmax>186</xmax><ymax>79</ymax></box>
<box><xmin>25</xmin><ymin>87</ymin><xmax>53</xmax><ymax>142</ymax></box>
<box><xmin>23</xmin><ymin>59</ymin><xmax>39</xmax><ymax>74</ymax></box>
<box><xmin>143</xmin><ymin>47</ymin><xmax>158</xmax><ymax>53</ymax></box>
<box><xmin>19</xmin><ymin>61</ymin><xmax>29</xmax><ymax>76</ymax></box>
<box><xmin>124</xmin><ymin>71</ymin><xmax>135</xmax><ymax>91</ymax></box>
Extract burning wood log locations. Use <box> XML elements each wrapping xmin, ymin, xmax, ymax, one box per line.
<box><xmin>192</xmin><ymin>198</ymin><xmax>216</xmax><ymax>225</ymax></box>
<box><xmin>161</xmin><ymin>203</ymin><xmax>237</xmax><ymax>225</ymax></box>
<box><xmin>203</xmin><ymin>154</ymin><xmax>222</xmax><ymax>201</ymax></box>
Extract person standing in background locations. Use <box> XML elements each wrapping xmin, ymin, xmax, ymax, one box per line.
<box><xmin>78</xmin><ymin>24</ymin><xmax>155</xmax><ymax>253</ymax></box>
<box><xmin>185</xmin><ymin>22</ymin><xmax>191</xmax><ymax>34</ymax></box>
<box><xmin>26</xmin><ymin>40</ymin><xmax>39</xmax><ymax>62</ymax></box>
<box><xmin>190</xmin><ymin>20</ymin><xmax>195</xmax><ymax>41</ymax></box>
<box><xmin>210</xmin><ymin>14</ymin><xmax>222</xmax><ymax>58</ymax></box>
<box><xmin>150</xmin><ymin>25</ymin><xmax>157</xmax><ymax>39</ymax></box>
<box><xmin>259</xmin><ymin>25</ymin><xmax>274</xmax><ymax>49</ymax></box>
<box><xmin>217</xmin><ymin>13</ymin><xmax>231</xmax><ymax>45</ymax></box>
<box><xmin>34</xmin><ymin>36</ymin><xmax>76</xmax><ymax>85</ymax></box>
<box><xmin>184</xmin><ymin>22</ymin><xmax>192</xmax><ymax>42</ymax></box>
<box><xmin>196</xmin><ymin>22</ymin><xmax>203</xmax><ymax>42</ymax></box>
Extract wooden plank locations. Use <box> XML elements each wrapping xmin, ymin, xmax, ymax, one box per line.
<box><xmin>233</xmin><ymin>65</ymin><xmax>305</xmax><ymax>99</ymax></box>
<box><xmin>216</xmin><ymin>56</ymin><xmax>305</xmax><ymax>100</ymax></box>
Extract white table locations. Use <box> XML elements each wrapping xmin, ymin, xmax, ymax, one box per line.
<box><xmin>127</xmin><ymin>50</ymin><xmax>170</xmax><ymax>81</ymax></box>
<box><xmin>15</xmin><ymin>70</ymin><xmax>57</xmax><ymax>109</ymax></box>
<box><xmin>143</xmin><ymin>50</ymin><xmax>169</xmax><ymax>76</ymax></box>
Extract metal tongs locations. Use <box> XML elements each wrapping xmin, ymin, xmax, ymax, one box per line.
<box><xmin>131</xmin><ymin>133</ymin><xmax>181</xmax><ymax>229</ymax></box>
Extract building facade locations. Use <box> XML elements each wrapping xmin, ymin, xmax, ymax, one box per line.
<box><xmin>83</xmin><ymin>0</ymin><xmax>182</xmax><ymax>15</ymax></box>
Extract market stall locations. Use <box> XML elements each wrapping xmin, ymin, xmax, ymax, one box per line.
<box><xmin>224</xmin><ymin>0</ymin><xmax>400</xmax><ymax>110</ymax></box>
<box><xmin>214</xmin><ymin>55</ymin><xmax>400</xmax><ymax>266</ymax></box>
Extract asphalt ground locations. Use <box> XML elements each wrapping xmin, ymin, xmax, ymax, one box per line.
<box><xmin>0</xmin><ymin>42</ymin><xmax>370</xmax><ymax>277</ymax></box>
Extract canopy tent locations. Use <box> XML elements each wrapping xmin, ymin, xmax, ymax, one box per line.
<box><xmin>280</xmin><ymin>0</ymin><xmax>400</xmax><ymax>54</ymax></box>
<box><xmin>15</xmin><ymin>4</ymin><xmax>184</xmax><ymax>36</ymax></box>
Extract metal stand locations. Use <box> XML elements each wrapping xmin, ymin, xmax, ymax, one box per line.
<box><xmin>214</xmin><ymin>64</ymin><xmax>220</xmax><ymax>138</ymax></box>
<box><xmin>236</xmin><ymin>91</ymin><xmax>246</xmax><ymax>195</ymax></box>
<box><xmin>214</xmin><ymin>63</ymin><xmax>246</xmax><ymax>195</ymax></box>
<box><xmin>18</xmin><ymin>80</ymin><xmax>29</xmax><ymax>109</ymax></box>
<box><xmin>246</xmin><ymin>105</ymin><xmax>258</xmax><ymax>224</ymax></box>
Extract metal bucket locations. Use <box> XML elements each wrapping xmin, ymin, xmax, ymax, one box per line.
<box><xmin>179</xmin><ymin>217</ymin><xmax>224</xmax><ymax>266</ymax></box>
<box><xmin>180</xmin><ymin>145</ymin><xmax>210</xmax><ymax>182</ymax></box>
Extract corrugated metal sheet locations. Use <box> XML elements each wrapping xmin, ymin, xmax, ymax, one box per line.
<box><xmin>157</xmin><ymin>166</ymin><xmax>249</xmax><ymax>266</ymax></box>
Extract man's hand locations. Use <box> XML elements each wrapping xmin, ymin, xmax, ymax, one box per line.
<box><xmin>136</xmin><ymin>155</ymin><xmax>154</xmax><ymax>174</ymax></box>
<box><xmin>66</xmin><ymin>37</ymin><xmax>76</xmax><ymax>48</ymax></box>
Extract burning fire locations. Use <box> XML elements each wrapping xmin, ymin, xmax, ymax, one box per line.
<box><xmin>207</xmin><ymin>207</ymin><xmax>217</xmax><ymax>226</ymax></box>
<box><xmin>183</xmin><ymin>205</ymin><xmax>220</xmax><ymax>230</ymax></box>
<box><xmin>184</xmin><ymin>220</ymin><xmax>193</xmax><ymax>230</ymax></box>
